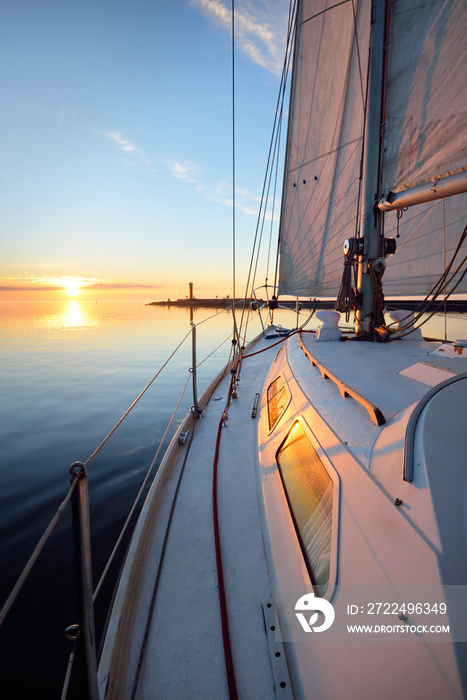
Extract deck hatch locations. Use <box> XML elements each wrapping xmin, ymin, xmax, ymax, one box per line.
<box><xmin>276</xmin><ymin>421</ymin><xmax>333</xmax><ymax>596</ymax></box>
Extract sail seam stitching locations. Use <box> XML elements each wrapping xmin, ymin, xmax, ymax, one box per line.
<box><xmin>300</xmin><ymin>0</ymin><xmax>352</xmax><ymax>26</ymax></box>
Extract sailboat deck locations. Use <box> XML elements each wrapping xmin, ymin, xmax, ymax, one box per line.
<box><xmin>115</xmin><ymin>334</ymin><xmax>284</xmax><ymax>699</ymax></box>
<box><xmin>288</xmin><ymin>332</ymin><xmax>467</xmax><ymax>468</ymax></box>
<box><xmin>99</xmin><ymin>326</ymin><xmax>467</xmax><ymax>699</ymax></box>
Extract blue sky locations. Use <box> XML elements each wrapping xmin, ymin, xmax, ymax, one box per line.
<box><xmin>1</xmin><ymin>0</ymin><xmax>289</xmax><ymax>300</ymax></box>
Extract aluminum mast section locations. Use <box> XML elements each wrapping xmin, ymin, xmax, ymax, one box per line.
<box><xmin>356</xmin><ymin>0</ymin><xmax>387</xmax><ymax>335</ymax></box>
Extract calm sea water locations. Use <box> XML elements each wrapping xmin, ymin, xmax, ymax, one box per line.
<box><xmin>0</xmin><ymin>300</ymin><xmax>465</xmax><ymax>698</ymax></box>
<box><xmin>0</xmin><ymin>300</ymin><xmax>247</xmax><ymax>698</ymax></box>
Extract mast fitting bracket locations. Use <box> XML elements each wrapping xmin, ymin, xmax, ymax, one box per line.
<box><xmin>343</xmin><ymin>237</ymin><xmax>364</xmax><ymax>259</ymax></box>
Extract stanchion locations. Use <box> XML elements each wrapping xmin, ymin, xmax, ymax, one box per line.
<box><xmin>69</xmin><ymin>462</ymin><xmax>99</xmax><ymax>700</ymax></box>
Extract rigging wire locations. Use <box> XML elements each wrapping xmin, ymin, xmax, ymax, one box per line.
<box><xmin>60</xmin><ymin>641</ymin><xmax>76</xmax><ymax>700</ymax></box>
<box><xmin>380</xmin><ymin>0</ymin><xmax>392</xmax><ymax>140</ymax></box>
<box><xmin>207</xmin><ymin>7</ymin><xmax>242</xmax><ymax>695</ymax></box>
<box><xmin>251</xmin><ymin>114</ymin><xmax>285</xmax><ymax>306</ymax></box>
<box><xmin>385</xmin><ymin>218</ymin><xmax>467</xmax><ymax>337</ymax></box>
<box><xmin>0</xmin><ymin>310</ymin><xmax>232</xmax><ymax>632</ymax></box>
<box><xmin>249</xmin><ymin>0</ymin><xmax>298</xmax><ymax>300</ymax></box>
<box><xmin>395</xmin><ymin>257</ymin><xmax>467</xmax><ymax>337</ymax></box>
<box><xmin>231</xmin><ymin>0</ymin><xmax>238</xmax><ymax>350</ymax></box>
<box><xmin>266</xmin><ymin>118</ymin><xmax>282</xmax><ymax>284</ymax></box>
<box><xmin>238</xmin><ymin>0</ymin><xmax>297</xmax><ymax>339</ymax></box>
<box><xmin>336</xmin><ymin>22</ymin><xmax>371</xmax><ymax>328</ymax></box>
<box><xmin>83</xmin><ymin>329</ymin><xmax>192</xmax><ymax>468</ymax></box>
<box><xmin>0</xmin><ymin>479</ymin><xmax>78</xmax><ymax>627</ymax></box>
<box><xmin>196</xmin><ymin>331</ymin><xmax>234</xmax><ymax>368</ymax></box>
<box><xmin>60</xmin><ymin>372</ymin><xmax>194</xmax><ymax>698</ymax></box>
<box><xmin>281</xmin><ymin>1</ymin><xmax>364</xmax><ymax>247</ymax></box>
<box><xmin>280</xmin><ymin>0</ymin><xmax>370</xmax><ymax>308</ymax></box>
<box><xmin>196</xmin><ymin>307</ymin><xmax>232</xmax><ymax>326</ymax></box>
<box><xmin>92</xmin><ymin>372</ymin><xmax>192</xmax><ymax>603</ymax></box>
<box><xmin>271</xmin><ymin>128</ymin><xmax>285</xmax><ymax>296</ymax></box>
<box><xmin>241</xmin><ymin>3</ymin><xmax>296</xmax><ymax>345</ymax></box>
<box><xmin>297</xmin><ymin>303</ymin><xmax>319</xmax><ymax>330</ymax></box>
<box><xmin>354</xmin><ymin>42</ymin><xmax>371</xmax><ymax>243</ymax></box>
<box><xmin>351</xmin><ymin>0</ymin><xmax>366</xmax><ymax>109</ymax></box>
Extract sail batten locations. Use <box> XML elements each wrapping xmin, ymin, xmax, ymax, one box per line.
<box><xmin>278</xmin><ymin>0</ymin><xmax>467</xmax><ymax>298</ymax></box>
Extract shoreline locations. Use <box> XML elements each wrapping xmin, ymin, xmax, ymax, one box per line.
<box><xmin>146</xmin><ymin>298</ymin><xmax>467</xmax><ymax>312</ymax></box>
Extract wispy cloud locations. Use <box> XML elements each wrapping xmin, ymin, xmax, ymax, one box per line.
<box><xmin>84</xmin><ymin>282</ymin><xmax>159</xmax><ymax>290</ymax></box>
<box><xmin>190</xmin><ymin>0</ymin><xmax>287</xmax><ymax>76</ymax></box>
<box><xmin>165</xmin><ymin>159</ymin><xmax>274</xmax><ymax>218</ymax></box>
<box><xmin>101</xmin><ymin>131</ymin><xmax>155</xmax><ymax>169</ymax></box>
<box><xmin>0</xmin><ymin>275</ymin><xmax>159</xmax><ymax>292</ymax></box>
<box><xmin>0</xmin><ymin>284</ymin><xmax>63</xmax><ymax>292</ymax></box>
<box><xmin>168</xmin><ymin>160</ymin><xmax>199</xmax><ymax>183</ymax></box>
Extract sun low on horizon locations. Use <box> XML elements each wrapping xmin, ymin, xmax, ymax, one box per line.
<box><xmin>0</xmin><ymin>271</ymin><xmax>237</xmax><ymax>304</ymax></box>
<box><xmin>63</xmin><ymin>278</ymin><xmax>84</xmax><ymax>296</ymax></box>
<box><xmin>43</xmin><ymin>275</ymin><xmax>93</xmax><ymax>300</ymax></box>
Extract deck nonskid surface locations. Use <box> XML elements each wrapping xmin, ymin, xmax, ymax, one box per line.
<box><xmin>133</xmin><ymin>338</ymin><xmax>277</xmax><ymax>699</ymax></box>
<box><xmin>289</xmin><ymin>332</ymin><xmax>466</xmax><ymax>467</ymax></box>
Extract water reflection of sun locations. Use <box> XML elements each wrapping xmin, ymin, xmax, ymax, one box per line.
<box><xmin>66</xmin><ymin>300</ymin><xmax>85</xmax><ymax>326</ymax></box>
<box><xmin>39</xmin><ymin>301</ymin><xmax>100</xmax><ymax>330</ymax></box>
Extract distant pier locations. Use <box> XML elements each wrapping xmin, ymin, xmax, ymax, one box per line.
<box><xmin>146</xmin><ymin>297</ymin><xmax>467</xmax><ymax>312</ymax></box>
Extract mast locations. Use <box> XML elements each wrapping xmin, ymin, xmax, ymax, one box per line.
<box><xmin>356</xmin><ymin>0</ymin><xmax>387</xmax><ymax>335</ymax></box>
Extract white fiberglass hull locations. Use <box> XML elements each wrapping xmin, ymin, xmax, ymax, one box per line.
<box><xmin>99</xmin><ymin>327</ymin><xmax>467</xmax><ymax>699</ymax></box>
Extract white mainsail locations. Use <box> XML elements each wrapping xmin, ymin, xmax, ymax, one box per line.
<box><xmin>380</xmin><ymin>0</ymin><xmax>467</xmax><ymax>296</ymax></box>
<box><xmin>278</xmin><ymin>0</ymin><xmax>467</xmax><ymax>298</ymax></box>
<box><xmin>381</xmin><ymin>0</ymin><xmax>466</xmax><ymax>197</ymax></box>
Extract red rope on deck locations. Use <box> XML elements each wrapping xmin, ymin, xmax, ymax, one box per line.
<box><xmin>212</xmin><ymin>410</ymin><xmax>239</xmax><ymax>700</ymax></box>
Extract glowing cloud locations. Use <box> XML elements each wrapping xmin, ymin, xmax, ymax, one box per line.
<box><xmin>190</xmin><ymin>0</ymin><xmax>287</xmax><ymax>76</ymax></box>
<box><xmin>166</xmin><ymin>159</ymin><xmax>273</xmax><ymax>219</ymax></box>
<box><xmin>0</xmin><ymin>275</ymin><xmax>160</xmax><ymax>295</ymax></box>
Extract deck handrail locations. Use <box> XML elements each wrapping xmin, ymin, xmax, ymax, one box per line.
<box><xmin>298</xmin><ymin>332</ymin><xmax>386</xmax><ymax>427</ymax></box>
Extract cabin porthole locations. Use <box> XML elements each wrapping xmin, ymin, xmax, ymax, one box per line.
<box><xmin>276</xmin><ymin>420</ymin><xmax>339</xmax><ymax>597</ymax></box>
<box><xmin>267</xmin><ymin>375</ymin><xmax>290</xmax><ymax>432</ymax></box>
